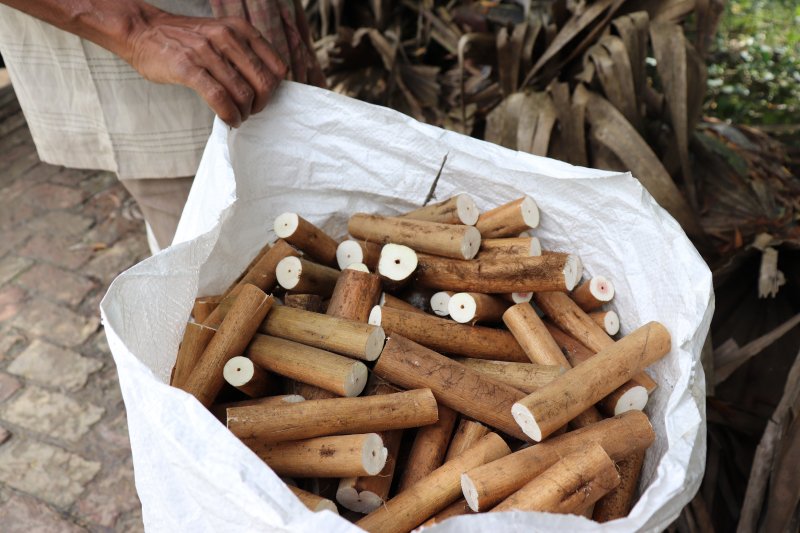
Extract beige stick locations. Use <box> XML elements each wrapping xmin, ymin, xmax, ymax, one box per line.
<box><xmin>249</xmin><ymin>433</ymin><xmax>388</xmax><ymax>478</ymax></box>
<box><xmin>430</xmin><ymin>291</ymin><xmax>454</xmax><ymax>317</ymax></box>
<box><xmin>288</xmin><ymin>485</ymin><xmax>339</xmax><ymax>514</ymax></box>
<box><xmin>356</xmin><ymin>433</ymin><xmax>511</xmax><ymax>533</ymax></box>
<box><xmin>461</xmin><ymin>410</ymin><xmax>654</xmax><ymax>511</ymax></box>
<box><xmin>448</xmin><ymin>292</ymin><xmax>510</xmax><ymax>324</ymax></box>
<box><xmin>592</xmin><ymin>450</ymin><xmax>646</xmax><ymax>521</ymax></box>
<box><xmin>246</xmin><ymin>334</ymin><xmax>368</xmax><ymax>397</ymax></box>
<box><xmin>273</xmin><ymin>213</ymin><xmax>339</xmax><ymax>266</ymax></box>
<box><xmin>276</xmin><ymin>257</ymin><xmax>340</xmax><ymax>297</ymax></box>
<box><xmin>380</xmin><ymin>293</ymin><xmax>425</xmax><ymax>314</ymax></box>
<box><xmin>281</xmin><ymin>292</ymin><xmax>333</xmax><ymax>400</ymax></box>
<box><xmin>289</xmin><ymin>382</ymin><xmax>338</xmax><ymax>401</ymax></box>
<box><xmin>369</xmin><ymin>305</ymin><xmax>528</xmax><ymax>362</ymax></box>
<box><xmin>475</xmin><ymin>196</ymin><xmax>539</xmax><ymax>238</ymax></box>
<box><xmin>192</xmin><ymin>295</ymin><xmax>222</xmax><ymax>323</ymax></box>
<box><xmin>477</xmin><ymin>237</ymin><xmax>541</xmax><ymax>260</ymax></box>
<box><xmin>210</xmin><ymin>394</ymin><xmax>304</xmax><ymax>423</ymax></box>
<box><xmin>325</xmin><ymin>268</ymin><xmax>382</xmax><ymax>323</ymax></box>
<box><xmin>284</xmin><ymin>293</ymin><xmax>323</xmax><ymax>313</ymax></box>
<box><xmin>590</xmin><ymin>310</ymin><xmax>620</xmax><ymax>336</ymax></box>
<box><xmin>571</xmin><ymin>276</ymin><xmax>615</xmax><ymax>312</ymax></box>
<box><xmin>181</xmin><ymin>285</ymin><xmax>273</xmax><ymax>407</ymax></box>
<box><xmin>399</xmin><ymin>194</ymin><xmax>479</xmax><ymax>226</ymax></box>
<box><xmin>348</xmin><ymin>213</ymin><xmax>481</xmax><ymax>260</ymax></box>
<box><xmin>397</xmin><ymin>405</ymin><xmax>459</xmax><ymax>491</ymax></box>
<box><xmin>171</xmin><ymin>322</ymin><xmax>216</xmax><ymax>388</ymax></box>
<box><xmin>420</xmin><ymin>499</ymin><xmax>474</xmax><ymax>527</ymax></box>
<box><xmin>336</xmin><ymin>239</ymin><xmax>382</xmax><ymax>271</ymax></box>
<box><xmin>223</xmin><ymin>356</ymin><xmax>276</xmax><ymax>397</ymax></box>
<box><xmin>491</xmin><ymin>443</ymin><xmax>620</xmax><ymax>513</ymax></box>
<box><xmin>415</xmin><ymin>252</ymin><xmax>581</xmax><ymax>293</ymax></box>
<box><xmin>227</xmin><ymin>388</ymin><xmax>439</xmax><ymax>443</ymax></box>
<box><xmin>445</xmin><ymin>419</ymin><xmax>489</xmax><ymax>462</ymax></box>
<box><xmin>377</xmin><ymin>244</ymin><xmax>418</xmax><ymax>289</ymax></box>
<box><xmin>512</xmin><ymin>322</ymin><xmax>670</xmax><ymax>441</ymax></box>
<box><xmin>454</xmin><ymin>359</ymin><xmax>564</xmax><ymax>394</ymax></box>
<box><xmin>373</xmin><ymin>335</ymin><xmax>529</xmax><ymax>441</ymax></box>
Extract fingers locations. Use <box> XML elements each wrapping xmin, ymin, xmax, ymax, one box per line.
<box><xmin>185</xmin><ymin>67</ymin><xmax>242</xmax><ymax>127</ymax></box>
<box><xmin>193</xmin><ymin>36</ymin><xmax>255</xmax><ymax>122</ymax></box>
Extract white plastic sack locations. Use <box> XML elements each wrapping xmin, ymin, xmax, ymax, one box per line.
<box><xmin>101</xmin><ymin>81</ymin><xmax>713</xmax><ymax>533</ymax></box>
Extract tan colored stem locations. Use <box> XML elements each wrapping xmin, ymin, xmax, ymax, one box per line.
<box><xmin>512</xmin><ymin>322</ymin><xmax>670</xmax><ymax>441</ymax></box>
<box><xmin>227</xmin><ymin>388</ymin><xmax>439</xmax><ymax>443</ymax></box>
<box><xmin>571</xmin><ymin>276</ymin><xmax>614</xmax><ymax>312</ymax></box>
<box><xmin>420</xmin><ymin>499</ymin><xmax>474</xmax><ymax>527</ymax></box>
<box><xmin>397</xmin><ymin>405</ymin><xmax>458</xmax><ymax>491</ymax></box>
<box><xmin>288</xmin><ymin>485</ymin><xmax>338</xmax><ymax>514</ymax></box>
<box><xmin>461</xmin><ymin>410</ymin><xmax>654</xmax><ymax>511</ymax></box>
<box><xmin>326</xmin><ymin>269</ymin><xmax>382</xmax><ymax>322</ymax></box>
<box><xmin>257</xmin><ymin>305</ymin><xmax>385</xmax><ymax>362</ymax></box>
<box><xmin>448</xmin><ymin>292</ymin><xmax>510</xmax><ymax>324</ymax></box>
<box><xmin>181</xmin><ymin>285</ymin><xmax>273</xmax><ymax>407</ymax></box>
<box><xmin>370</xmin><ymin>305</ymin><xmax>528</xmax><ymax>363</ymax></box>
<box><xmin>477</xmin><ymin>237</ymin><xmax>541</xmax><ymax>260</ymax></box>
<box><xmin>356</xmin><ymin>433</ymin><xmax>511</xmax><ymax>533</ymax></box>
<box><xmin>474</xmin><ymin>196</ymin><xmax>539</xmax><ymax>238</ymax></box>
<box><xmin>192</xmin><ymin>295</ymin><xmax>221</xmax><ymax>323</ymax></box>
<box><xmin>455</xmin><ymin>359</ymin><xmax>564</xmax><ymax>393</ymax></box>
<box><xmin>445</xmin><ymin>420</ymin><xmax>489</xmax><ymax>462</ymax></box>
<box><xmin>399</xmin><ymin>194</ymin><xmax>479</xmax><ymax>226</ymax></box>
<box><xmin>249</xmin><ymin>433</ymin><xmax>387</xmax><ymax>478</ymax></box>
<box><xmin>171</xmin><ymin>322</ymin><xmax>216</xmax><ymax>388</ymax></box>
<box><xmin>373</xmin><ymin>335</ymin><xmax>528</xmax><ymax>441</ymax></box>
<box><xmin>276</xmin><ymin>257</ymin><xmax>340</xmax><ymax>297</ymax></box>
<box><xmin>348</xmin><ymin>213</ymin><xmax>481</xmax><ymax>260</ymax></box>
<box><xmin>336</xmin><ymin>239</ymin><xmax>382</xmax><ymax>271</ymax></box>
<box><xmin>284</xmin><ymin>294</ymin><xmax>323</xmax><ymax>312</ymax></box>
<box><xmin>246</xmin><ymin>334</ymin><xmax>368</xmax><ymax>397</ymax></box>
<box><xmin>274</xmin><ymin>213</ymin><xmax>339</xmax><ymax>266</ymax></box>
<box><xmin>492</xmin><ymin>443</ymin><xmax>620</xmax><ymax>513</ymax></box>
<box><xmin>289</xmin><ymin>382</ymin><xmax>338</xmax><ymax>401</ymax></box>
<box><xmin>593</xmin><ymin>450</ymin><xmax>646</xmax><ymax>521</ymax></box>
<box><xmin>210</xmin><ymin>394</ymin><xmax>304</xmax><ymax>422</ymax></box>
<box><xmin>415</xmin><ymin>252</ymin><xmax>580</xmax><ymax>293</ymax></box>
<box><xmin>380</xmin><ymin>293</ymin><xmax>425</xmax><ymax>314</ymax></box>
<box><xmin>222</xmin><ymin>356</ymin><xmax>276</xmax><ymax>397</ymax></box>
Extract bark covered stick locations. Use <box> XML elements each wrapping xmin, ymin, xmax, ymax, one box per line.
<box><xmin>512</xmin><ymin>322</ymin><xmax>671</xmax><ymax>442</ymax></box>
<box><xmin>276</xmin><ymin>257</ymin><xmax>340</xmax><ymax>297</ymax></box>
<box><xmin>356</xmin><ymin>433</ymin><xmax>511</xmax><ymax>533</ymax></box>
<box><xmin>491</xmin><ymin>443</ymin><xmax>620</xmax><ymax>513</ymax></box>
<box><xmin>373</xmin><ymin>335</ymin><xmax>529</xmax><ymax>441</ymax></box>
<box><xmin>454</xmin><ymin>359</ymin><xmax>564</xmax><ymax>394</ymax></box>
<box><xmin>399</xmin><ymin>194</ymin><xmax>480</xmax><ymax>225</ymax></box>
<box><xmin>593</xmin><ymin>450</ymin><xmax>646</xmax><ymax>521</ymax></box>
<box><xmin>348</xmin><ymin>213</ymin><xmax>481</xmax><ymax>260</ymax></box>
<box><xmin>377</xmin><ymin>244</ymin><xmax>418</xmax><ymax>290</ymax></box>
<box><xmin>571</xmin><ymin>275</ymin><xmax>615</xmax><ymax>312</ymax></box>
<box><xmin>448</xmin><ymin>292</ymin><xmax>510</xmax><ymax>324</ymax></box>
<box><xmin>246</xmin><ymin>334</ymin><xmax>369</xmax><ymax>397</ymax></box>
<box><xmin>477</xmin><ymin>237</ymin><xmax>541</xmax><ymax>260</ymax></box>
<box><xmin>227</xmin><ymin>388</ymin><xmax>439</xmax><ymax>443</ymax></box>
<box><xmin>369</xmin><ymin>305</ymin><xmax>529</xmax><ymax>362</ymax></box>
<box><xmin>397</xmin><ymin>405</ymin><xmax>459</xmax><ymax>492</ymax></box>
<box><xmin>336</xmin><ymin>239</ymin><xmax>382</xmax><ymax>271</ymax></box>
<box><xmin>281</xmin><ymin>292</ymin><xmax>331</xmax><ymax>400</ymax></box>
<box><xmin>289</xmin><ymin>382</ymin><xmax>338</xmax><ymax>401</ymax></box>
<box><xmin>445</xmin><ymin>419</ymin><xmax>489</xmax><ymax>462</ymax></box>
<box><xmin>210</xmin><ymin>394</ymin><xmax>304</xmax><ymax>422</ymax></box>
<box><xmin>420</xmin><ymin>499</ymin><xmax>474</xmax><ymax>527</ymax></box>
<box><xmin>461</xmin><ymin>410</ymin><xmax>654</xmax><ymax>511</ymax></box>
<box><xmin>171</xmin><ymin>322</ymin><xmax>216</xmax><ymax>388</ymax></box>
<box><xmin>326</xmin><ymin>268</ymin><xmax>382</xmax><ymax>323</ymax></box>
<box><xmin>591</xmin><ymin>310</ymin><xmax>620</xmax><ymax>336</ymax></box>
<box><xmin>474</xmin><ymin>196</ymin><xmax>540</xmax><ymax>238</ymax></box>
<box><xmin>180</xmin><ymin>285</ymin><xmax>273</xmax><ymax>407</ymax></box>
<box><xmin>284</xmin><ymin>293</ymin><xmax>323</xmax><ymax>312</ymax></box>
<box><xmin>249</xmin><ymin>433</ymin><xmax>388</xmax><ymax>478</ymax></box>
<box><xmin>223</xmin><ymin>356</ymin><xmax>277</xmax><ymax>397</ymax></box>
<box><xmin>288</xmin><ymin>485</ymin><xmax>339</xmax><ymax>514</ymax></box>
<box><xmin>380</xmin><ymin>293</ymin><xmax>425</xmax><ymax>314</ymax></box>
<box><xmin>414</xmin><ymin>252</ymin><xmax>581</xmax><ymax>293</ymax></box>
<box><xmin>273</xmin><ymin>212</ymin><xmax>339</xmax><ymax>266</ymax></box>
<box><xmin>192</xmin><ymin>295</ymin><xmax>222</xmax><ymax>323</ymax></box>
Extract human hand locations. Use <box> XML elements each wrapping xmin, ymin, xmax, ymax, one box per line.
<box><xmin>127</xmin><ymin>13</ymin><xmax>288</xmax><ymax>127</ymax></box>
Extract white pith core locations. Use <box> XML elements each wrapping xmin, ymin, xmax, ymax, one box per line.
<box><xmin>336</xmin><ymin>240</ymin><xmax>364</xmax><ymax>270</ymax></box>
<box><xmin>449</xmin><ymin>293</ymin><xmax>477</xmax><ymax>324</ymax></box>
<box><xmin>521</xmin><ymin>196</ymin><xmax>540</xmax><ymax>228</ymax></box>
<box><xmin>457</xmin><ymin>194</ymin><xmax>480</xmax><ymax>225</ymax></box>
<box><xmin>223</xmin><ymin>356</ymin><xmax>255</xmax><ymax>387</ymax></box>
<box><xmin>461</xmin><ymin>227</ymin><xmax>482</xmax><ymax>259</ymax></box>
<box><xmin>590</xmin><ymin>276</ymin><xmax>615</xmax><ymax>301</ymax></box>
<box><xmin>613</xmin><ymin>386</ymin><xmax>648</xmax><ymax>415</ymax></box>
<box><xmin>511</xmin><ymin>402</ymin><xmax>543</xmax><ymax>442</ymax></box>
<box><xmin>274</xmin><ymin>212</ymin><xmax>299</xmax><ymax>239</ymax></box>
<box><xmin>276</xmin><ymin>256</ymin><xmax>302</xmax><ymax>290</ymax></box>
<box><xmin>368</xmin><ymin>305</ymin><xmax>382</xmax><ymax>326</ymax></box>
<box><xmin>431</xmin><ymin>291</ymin><xmax>452</xmax><ymax>316</ymax></box>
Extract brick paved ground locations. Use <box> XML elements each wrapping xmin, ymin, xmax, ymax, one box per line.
<box><xmin>0</xmin><ymin>85</ymin><xmax>147</xmax><ymax>530</ymax></box>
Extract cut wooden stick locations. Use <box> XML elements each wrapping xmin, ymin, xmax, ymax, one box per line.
<box><xmin>289</xmin><ymin>382</ymin><xmax>338</xmax><ymax>401</ymax></box>
<box><xmin>246</xmin><ymin>334</ymin><xmax>369</xmax><ymax>397</ymax></box>
<box><xmin>276</xmin><ymin>257</ymin><xmax>340</xmax><ymax>297</ymax></box>
<box><xmin>192</xmin><ymin>295</ymin><xmax>221</xmax><ymax>323</ymax></box>
<box><xmin>430</xmin><ymin>291</ymin><xmax>454</xmax><ymax>317</ymax></box>
<box><xmin>369</xmin><ymin>305</ymin><xmax>529</xmax><ymax>363</ymax></box>
<box><xmin>223</xmin><ymin>356</ymin><xmax>276</xmax><ymax>398</ymax></box>
<box><xmin>591</xmin><ymin>310</ymin><xmax>620</xmax><ymax>336</ymax></box>
<box><xmin>420</xmin><ymin>499</ymin><xmax>474</xmax><ymax>527</ymax></box>
<box><xmin>511</xmin><ymin>322</ymin><xmax>670</xmax><ymax>441</ymax></box>
<box><xmin>284</xmin><ymin>293</ymin><xmax>323</xmax><ymax>312</ymax></box>
<box><xmin>171</xmin><ymin>322</ymin><xmax>216</xmax><ymax>388</ymax></box>
<box><xmin>377</xmin><ymin>244</ymin><xmax>418</xmax><ymax>289</ymax></box>
<box><xmin>250</xmin><ymin>433</ymin><xmax>388</xmax><ymax>478</ymax></box>
<box><xmin>373</xmin><ymin>335</ymin><xmax>529</xmax><ymax>441</ymax></box>
<box><xmin>399</xmin><ymin>194</ymin><xmax>479</xmax><ymax>226</ymax></box>
<box><xmin>227</xmin><ymin>388</ymin><xmax>439</xmax><ymax>443</ymax></box>
<box><xmin>397</xmin><ymin>405</ymin><xmax>458</xmax><ymax>491</ymax></box>
<box><xmin>337</xmin><ymin>427</ymin><xmax>404</xmax><ymax>513</ymax></box>
<box><xmin>288</xmin><ymin>485</ymin><xmax>339</xmax><ymax>514</ymax></box>
<box><xmin>210</xmin><ymin>394</ymin><xmax>304</xmax><ymax>422</ymax></box>
<box><xmin>477</xmin><ymin>237</ymin><xmax>541</xmax><ymax>260</ymax></box>
<box><xmin>448</xmin><ymin>292</ymin><xmax>510</xmax><ymax>324</ymax></box>
<box><xmin>445</xmin><ymin>420</ymin><xmax>489</xmax><ymax>462</ymax></box>
<box><xmin>414</xmin><ymin>252</ymin><xmax>581</xmax><ymax>293</ymax></box>
<box><xmin>356</xmin><ymin>433</ymin><xmax>511</xmax><ymax>533</ymax></box>
<box><xmin>593</xmin><ymin>449</ymin><xmax>646</xmax><ymax>521</ymax></box>
<box><xmin>571</xmin><ymin>276</ymin><xmax>615</xmax><ymax>312</ymax></box>
<box><xmin>491</xmin><ymin>443</ymin><xmax>620</xmax><ymax>513</ymax></box>
<box><xmin>326</xmin><ymin>268</ymin><xmax>382</xmax><ymax>322</ymax></box>
<box><xmin>336</xmin><ymin>239</ymin><xmax>382</xmax><ymax>271</ymax></box>
<box><xmin>461</xmin><ymin>410</ymin><xmax>654</xmax><ymax>511</ymax></box>
<box><xmin>274</xmin><ymin>212</ymin><xmax>338</xmax><ymax>266</ymax></box>
<box><xmin>380</xmin><ymin>293</ymin><xmax>425</xmax><ymax>314</ymax></box>
<box><xmin>348</xmin><ymin>213</ymin><xmax>481</xmax><ymax>260</ymax></box>
<box><xmin>474</xmin><ymin>196</ymin><xmax>539</xmax><ymax>238</ymax></box>
<box><xmin>259</xmin><ymin>305</ymin><xmax>385</xmax><ymax>362</ymax></box>
<box><xmin>181</xmin><ymin>285</ymin><xmax>273</xmax><ymax>407</ymax></box>
<box><xmin>455</xmin><ymin>359</ymin><xmax>564</xmax><ymax>393</ymax></box>
<box><xmin>501</xmin><ymin>291</ymin><xmax>533</xmax><ymax>304</ymax></box>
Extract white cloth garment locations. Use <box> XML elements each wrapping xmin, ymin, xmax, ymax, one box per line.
<box><xmin>0</xmin><ymin>1</ymin><xmax>215</xmax><ymax>179</ymax></box>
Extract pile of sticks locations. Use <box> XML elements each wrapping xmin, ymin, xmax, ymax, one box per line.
<box><xmin>170</xmin><ymin>194</ymin><xmax>671</xmax><ymax>531</ymax></box>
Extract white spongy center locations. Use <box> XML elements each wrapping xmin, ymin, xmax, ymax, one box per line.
<box><xmin>511</xmin><ymin>292</ymin><xmax>533</xmax><ymax>304</ymax></box>
<box><xmin>521</xmin><ymin>196</ymin><xmax>540</xmax><ymax>228</ymax></box>
<box><xmin>511</xmin><ymin>402</ymin><xmax>543</xmax><ymax>442</ymax></box>
<box><xmin>461</xmin><ymin>474</ymin><xmax>481</xmax><ymax>512</ymax></box>
<box><xmin>365</xmin><ymin>327</ymin><xmax>386</xmax><ymax>361</ymax></box>
<box><xmin>590</xmin><ymin>275</ymin><xmax>615</xmax><ymax>301</ymax></box>
<box><xmin>274</xmin><ymin>212</ymin><xmax>299</xmax><ymax>238</ymax></box>
<box><xmin>336</xmin><ymin>240</ymin><xmax>364</xmax><ymax>270</ymax></box>
<box><xmin>563</xmin><ymin>255</ymin><xmax>582</xmax><ymax>291</ymax></box>
<box><xmin>614</xmin><ymin>386</ymin><xmax>649</xmax><ymax>415</ymax></box>
<box><xmin>362</xmin><ymin>434</ymin><xmax>388</xmax><ymax>475</ymax></box>
<box><xmin>378</xmin><ymin>243</ymin><xmax>418</xmax><ymax>280</ymax></box>
<box><xmin>431</xmin><ymin>292</ymin><xmax>452</xmax><ymax>316</ymax></box>
<box><xmin>457</xmin><ymin>194</ymin><xmax>480</xmax><ymax>225</ymax></box>
<box><xmin>346</xmin><ymin>262</ymin><xmax>370</xmax><ymax>273</ymax></box>
<box><xmin>223</xmin><ymin>356</ymin><xmax>255</xmax><ymax>387</ymax></box>
<box><xmin>461</xmin><ymin>227</ymin><xmax>482</xmax><ymax>260</ymax></box>
<box><xmin>276</xmin><ymin>256</ymin><xmax>302</xmax><ymax>290</ymax></box>
<box><xmin>605</xmin><ymin>311</ymin><xmax>620</xmax><ymax>335</ymax></box>
<box><xmin>368</xmin><ymin>305</ymin><xmax>382</xmax><ymax>326</ymax></box>
<box><xmin>449</xmin><ymin>293</ymin><xmax>477</xmax><ymax>324</ymax></box>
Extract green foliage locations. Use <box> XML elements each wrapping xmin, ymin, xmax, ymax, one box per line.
<box><xmin>705</xmin><ymin>0</ymin><xmax>800</xmax><ymax>125</ymax></box>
